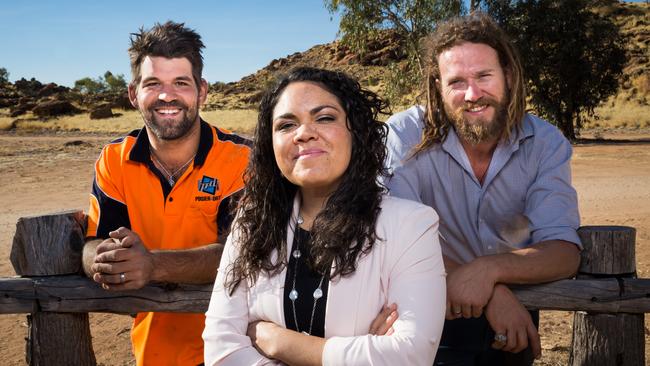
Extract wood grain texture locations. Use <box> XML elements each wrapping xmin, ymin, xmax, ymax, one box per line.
<box><xmin>27</xmin><ymin>312</ymin><xmax>96</xmax><ymax>366</ymax></box>
<box><xmin>570</xmin><ymin>225</ymin><xmax>644</xmax><ymax>366</ymax></box>
<box><xmin>577</xmin><ymin>226</ymin><xmax>636</xmax><ymax>275</ymax></box>
<box><xmin>570</xmin><ymin>312</ymin><xmax>645</xmax><ymax>366</ymax></box>
<box><xmin>10</xmin><ymin>210</ymin><xmax>86</xmax><ymax>276</ymax></box>
<box><xmin>0</xmin><ymin>277</ymin><xmax>35</xmax><ymax>313</ymax></box>
<box><xmin>9</xmin><ymin>211</ymin><xmax>94</xmax><ymax>365</ymax></box>
<box><xmin>1</xmin><ymin>276</ymin><xmax>648</xmax><ymax>314</ymax></box>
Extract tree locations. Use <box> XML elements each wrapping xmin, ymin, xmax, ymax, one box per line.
<box><xmin>103</xmin><ymin>71</ymin><xmax>127</xmax><ymax>94</ymax></box>
<box><xmin>325</xmin><ymin>0</ymin><xmax>626</xmax><ymax>138</ymax></box>
<box><xmin>482</xmin><ymin>0</ymin><xmax>627</xmax><ymax>139</ymax></box>
<box><xmin>326</xmin><ymin>0</ymin><xmax>462</xmax><ymax>69</ymax></box>
<box><xmin>325</xmin><ymin>0</ymin><xmax>463</xmax><ymax>104</ymax></box>
<box><xmin>73</xmin><ymin>71</ymin><xmax>127</xmax><ymax>95</ymax></box>
<box><xmin>74</xmin><ymin>77</ymin><xmax>106</xmax><ymax>94</ymax></box>
<box><xmin>0</xmin><ymin>67</ymin><xmax>9</xmax><ymax>84</ymax></box>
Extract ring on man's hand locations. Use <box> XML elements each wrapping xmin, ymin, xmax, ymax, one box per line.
<box><xmin>119</xmin><ymin>272</ymin><xmax>126</xmax><ymax>284</ymax></box>
<box><xmin>494</xmin><ymin>333</ymin><xmax>507</xmax><ymax>344</ymax></box>
<box><xmin>453</xmin><ymin>309</ymin><xmax>462</xmax><ymax>315</ymax></box>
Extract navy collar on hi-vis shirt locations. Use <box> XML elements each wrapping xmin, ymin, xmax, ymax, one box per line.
<box><xmin>126</xmin><ymin>119</ymin><xmax>214</xmax><ymax>197</ymax></box>
<box><xmin>128</xmin><ymin>118</ymin><xmax>214</xmax><ymax>166</ymax></box>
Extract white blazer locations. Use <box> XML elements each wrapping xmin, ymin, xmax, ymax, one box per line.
<box><xmin>203</xmin><ymin>195</ymin><xmax>446</xmax><ymax>366</ymax></box>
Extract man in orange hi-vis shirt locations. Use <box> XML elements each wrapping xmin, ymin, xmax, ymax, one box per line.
<box><xmin>82</xmin><ymin>21</ymin><xmax>250</xmax><ymax>366</ymax></box>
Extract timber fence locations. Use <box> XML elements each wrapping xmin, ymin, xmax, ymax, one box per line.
<box><xmin>1</xmin><ymin>211</ymin><xmax>648</xmax><ymax>365</ymax></box>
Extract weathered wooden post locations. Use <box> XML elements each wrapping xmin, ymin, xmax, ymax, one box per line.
<box><xmin>569</xmin><ymin>226</ymin><xmax>644</xmax><ymax>366</ymax></box>
<box><xmin>10</xmin><ymin>211</ymin><xmax>96</xmax><ymax>366</ymax></box>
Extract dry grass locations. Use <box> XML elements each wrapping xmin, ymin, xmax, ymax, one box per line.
<box><xmin>585</xmin><ymin>95</ymin><xmax>650</xmax><ymax>129</ymax></box>
<box><xmin>0</xmin><ymin>108</ymin><xmax>259</xmax><ymax>135</ymax></box>
<box><xmin>0</xmin><ymin>117</ymin><xmax>15</xmax><ymax>130</ymax></box>
<box><xmin>201</xmin><ymin>109</ymin><xmax>258</xmax><ymax>135</ymax></box>
<box><xmin>632</xmin><ymin>74</ymin><xmax>650</xmax><ymax>96</ymax></box>
<box><xmin>2</xmin><ymin>101</ymin><xmax>648</xmax><ymax>136</ymax></box>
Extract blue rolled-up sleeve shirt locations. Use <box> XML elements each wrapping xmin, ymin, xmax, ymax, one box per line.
<box><xmin>386</xmin><ymin>106</ymin><xmax>581</xmax><ymax>264</ymax></box>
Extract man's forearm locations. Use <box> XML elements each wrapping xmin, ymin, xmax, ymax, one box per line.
<box><xmin>151</xmin><ymin>243</ymin><xmax>224</xmax><ymax>284</ymax></box>
<box><xmin>476</xmin><ymin>240</ymin><xmax>580</xmax><ymax>285</ymax></box>
<box><xmin>444</xmin><ymin>240</ymin><xmax>578</xmax><ymax>320</ymax></box>
<box><xmin>82</xmin><ymin>238</ymin><xmax>104</xmax><ymax>278</ymax></box>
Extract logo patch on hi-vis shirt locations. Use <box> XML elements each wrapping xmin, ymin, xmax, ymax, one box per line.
<box><xmin>198</xmin><ymin>175</ymin><xmax>219</xmax><ymax>195</ymax></box>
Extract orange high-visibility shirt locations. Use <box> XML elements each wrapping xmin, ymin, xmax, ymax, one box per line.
<box><xmin>87</xmin><ymin>120</ymin><xmax>250</xmax><ymax>366</ymax></box>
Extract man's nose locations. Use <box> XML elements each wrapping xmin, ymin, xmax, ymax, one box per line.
<box><xmin>158</xmin><ymin>85</ymin><xmax>177</xmax><ymax>102</ymax></box>
<box><xmin>464</xmin><ymin>81</ymin><xmax>483</xmax><ymax>102</ymax></box>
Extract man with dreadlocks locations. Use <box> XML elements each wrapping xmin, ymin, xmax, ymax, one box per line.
<box><xmin>386</xmin><ymin>13</ymin><xmax>582</xmax><ymax>365</ymax></box>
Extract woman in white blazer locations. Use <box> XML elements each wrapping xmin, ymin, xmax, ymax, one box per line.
<box><xmin>203</xmin><ymin>67</ymin><xmax>446</xmax><ymax>366</ymax></box>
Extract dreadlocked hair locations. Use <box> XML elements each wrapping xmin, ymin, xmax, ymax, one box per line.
<box><xmin>414</xmin><ymin>12</ymin><xmax>526</xmax><ymax>156</ymax></box>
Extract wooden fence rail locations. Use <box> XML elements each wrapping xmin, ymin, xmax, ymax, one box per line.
<box><xmin>0</xmin><ymin>211</ymin><xmax>647</xmax><ymax>366</ymax></box>
<box><xmin>1</xmin><ymin>276</ymin><xmax>649</xmax><ymax>315</ymax></box>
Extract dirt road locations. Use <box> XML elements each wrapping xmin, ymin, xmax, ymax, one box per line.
<box><xmin>0</xmin><ymin>131</ymin><xmax>648</xmax><ymax>365</ymax></box>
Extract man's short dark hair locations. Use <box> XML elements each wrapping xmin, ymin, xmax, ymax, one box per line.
<box><xmin>128</xmin><ymin>21</ymin><xmax>205</xmax><ymax>88</ymax></box>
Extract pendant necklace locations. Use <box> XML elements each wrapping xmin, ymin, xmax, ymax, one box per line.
<box><xmin>288</xmin><ymin>214</ymin><xmax>325</xmax><ymax>335</ymax></box>
<box><xmin>150</xmin><ymin>151</ymin><xmax>195</xmax><ymax>186</ymax></box>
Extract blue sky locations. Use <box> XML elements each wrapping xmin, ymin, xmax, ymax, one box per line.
<box><xmin>2</xmin><ymin>1</ymin><xmax>644</xmax><ymax>87</ymax></box>
<box><xmin>1</xmin><ymin>0</ymin><xmax>341</xmax><ymax>87</ymax></box>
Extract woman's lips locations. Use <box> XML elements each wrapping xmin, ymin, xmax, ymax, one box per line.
<box><xmin>296</xmin><ymin>148</ymin><xmax>326</xmax><ymax>159</ymax></box>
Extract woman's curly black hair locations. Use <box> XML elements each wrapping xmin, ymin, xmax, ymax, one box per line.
<box><xmin>226</xmin><ymin>67</ymin><xmax>389</xmax><ymax>293</ymax></box>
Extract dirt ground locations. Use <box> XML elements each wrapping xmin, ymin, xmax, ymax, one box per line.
<box><xmin>0</xmin><ymin>129</ymin><xmax>648</xmax><ymax>365</ymax></box>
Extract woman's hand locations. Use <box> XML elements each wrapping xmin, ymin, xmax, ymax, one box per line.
<box><xmin>244</xmin><ymin>303</ymin><xmax>397</xmax><ymax>364</ymax></box>
<box><xmin>247</xmin><ymin>321</ymin><xmax>325</xmax><ymax>365</ymax></box>
<box><xmin>247</xmin><ymin>320</ymin><xmax>282</xmax><ymax>358</ymax></box>
<box><xmin>368</xmin><ymin>303</ymin><xmax>399</xmax><ymax>335</ymax></box>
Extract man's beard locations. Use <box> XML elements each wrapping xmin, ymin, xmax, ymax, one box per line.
<box><xmin>443</xmin><ymin>95</ymin><xmax>509</xmax><ymax>145</ymax></box>
<box><xmin>140</xmin><ymin>99</ymin><xmax>199</xmax><ymax>141</ymax></box>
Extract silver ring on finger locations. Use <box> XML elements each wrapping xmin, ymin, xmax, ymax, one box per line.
<box><xmin>494</xmin><ymin>333</ymin><xmax>507</xmax><ymax>344</ymax></box>
<box><xmin>119</xmin><ymin>272</ymin><xmax>126</xmax><ymax>284</ymax></box>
